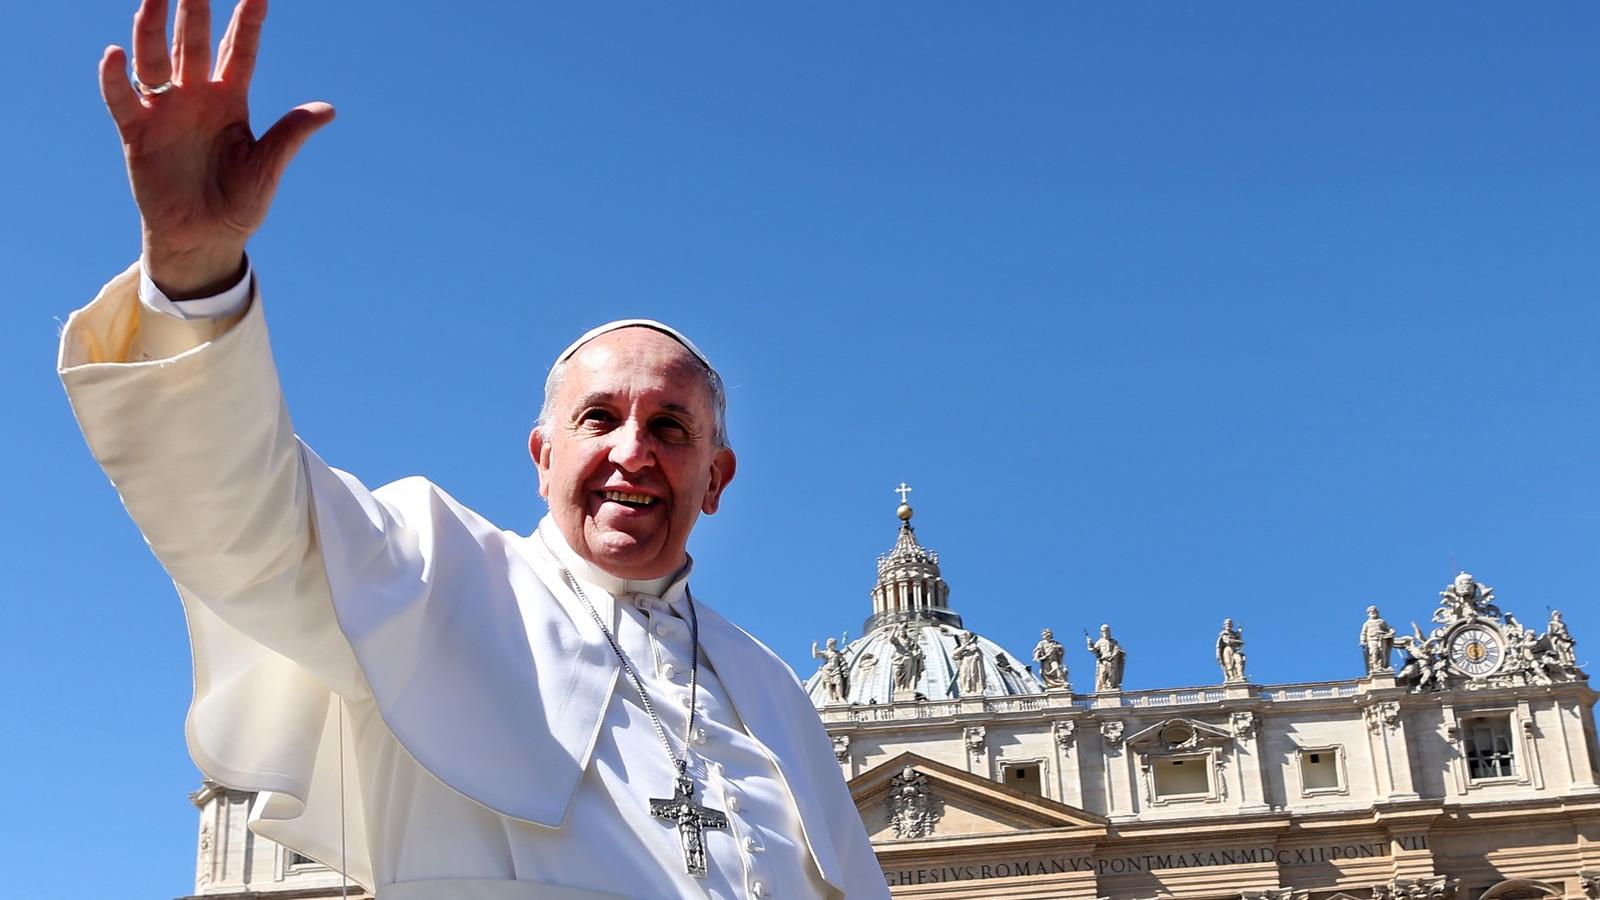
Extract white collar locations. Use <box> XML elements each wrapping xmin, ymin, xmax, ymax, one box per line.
<box><xmin>534</xmin><ymin>516</ymin><xmax>689</xmax><ymax>603</ymax></box>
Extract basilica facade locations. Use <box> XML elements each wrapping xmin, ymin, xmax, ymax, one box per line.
<box><xmin>179</xmin><ymin>500</ymin><xmax>1599</xmax><ymax>900</ymax></box>
<box><xmin>802</xmin><ymin>501</ymin><xmax>1599</xmax><ymax>899</ymax></box>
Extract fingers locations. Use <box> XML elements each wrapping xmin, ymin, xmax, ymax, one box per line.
<box><xmin>255</xmin><ymin>101</ymin><xmax>336</xmax><ymax>183</ymax></box>
<box><xmin>131</xmin><ymin>0</ymin><xmax>172</xmax><ymax>86</ymax></box>
<box><xmin>215</xmin><ymin>0</ymin><xmax>265</xmax><ymax>90</ymax></box>
<box><xmin>172</xmin><ymin>0</ymin><xmax>213</xmax><ymax>85</ymax></box>
<box><xmin>99</xmin><ymin>46</ymin><xmax>143</xmax><ymax>134</ymax></box>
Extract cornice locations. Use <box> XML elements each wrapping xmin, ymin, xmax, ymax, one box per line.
<box><xmin>187</xmin><ymin>779</ymin><xmax>250</xmax><ymax>809</ymax></box>
<box><xmin>822</xmin><ymin>674</ymin><xmax>1595</xmax><ymax>734</ymax></box>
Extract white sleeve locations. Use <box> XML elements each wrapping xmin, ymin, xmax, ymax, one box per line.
<box><xmin>140</xmin><ymin>256</ymin><xmax>255</xmax><ymax>320</ymax></box>
<box><xmin>59</xmin><ymin>265</ymin><xmax>366</xmax><ymax>699</ymax></box>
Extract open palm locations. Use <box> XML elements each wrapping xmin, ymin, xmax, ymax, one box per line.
<box><xmin>100</xmin><ymin>0</ymin><xmax>333</xmax><ymax>297</ymax></box>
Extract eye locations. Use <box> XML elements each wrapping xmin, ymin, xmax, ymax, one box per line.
<box><xmin>651</xmin><ymin>416</ymin><xmax>691</xmax><ymax>437</ymax></box>
<box><xmin>577</xmin><ymin>408</ymin><xmax>617</xmax><ymax>427</ymax></box>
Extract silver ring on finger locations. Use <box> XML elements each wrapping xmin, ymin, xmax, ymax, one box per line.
<box><xmin>135</xmin><ymin>79</ymin><xmax>175</xmax><ymax>96</ymax></box>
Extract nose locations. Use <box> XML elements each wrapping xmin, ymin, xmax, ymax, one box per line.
<box><xmin>607</xmin><ymin>418</ymin><xmax>655</xmax><ymax>471</ymax></box>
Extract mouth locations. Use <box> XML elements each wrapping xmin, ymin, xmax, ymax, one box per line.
<box><xmin>597</xmin><ymin>489</ymin><xmax>660</xmax><ymax>510</ymax></box>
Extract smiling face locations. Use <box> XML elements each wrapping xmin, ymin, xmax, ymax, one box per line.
<box><xmin>529</xmin><ymin>327</ymin><xmax>736</xmax><ymax>580</ymax></box>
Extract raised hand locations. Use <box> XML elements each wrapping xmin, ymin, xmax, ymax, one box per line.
<box><xmin>99</xmin><ymin>0</ymin><xmax>334</xmax><ymax>298</ymax></box>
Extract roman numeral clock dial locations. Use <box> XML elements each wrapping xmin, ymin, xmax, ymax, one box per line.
<box><xmin>1447</xmin><ymin>624</ymin><xmax>1504</xmax><ymax>678</ymax></box>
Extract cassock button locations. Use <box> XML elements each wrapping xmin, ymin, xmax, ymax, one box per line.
<box><xmin>662</xmin><ymin>663</ymin><xmax>678</xmax><ymax>681</ymax></box>
<box><xmin>751</xmin><ymin>879</ymin><xmax>767</xmax><ymax>898</ymax></box>
<box><xmin>654</xmin><ymin>620</ymin><xmax>682</xmax><ymax>640</ymax></box>
<box><xmin>726</xmin><ymin>793</ymin><xmax>741</xmax><ymax>813</ymax></box>
<box><xmin>693</xmin><ymin>728</ymin><xmax>708</xmax><ymax>745</ymax></box>
<box><xmin>743</xmin><ymin>836</ymin><xmax>764</xmax><ymax>853</ymax></box>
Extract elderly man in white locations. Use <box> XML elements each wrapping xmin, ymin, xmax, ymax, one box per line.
<box><xmin>59</xmin><ymin>1</ymin><xmax>886</xmax><ymax>898</ymax></box>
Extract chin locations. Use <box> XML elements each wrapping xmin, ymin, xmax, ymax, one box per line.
<box><xmin>587</xmin><ymin>531</ymin><xmax>669</xmax><ymax>574</ymax></box>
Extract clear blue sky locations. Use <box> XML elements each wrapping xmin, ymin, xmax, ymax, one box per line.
<box><xmin>4</xmin><ymin>3</ymin><xmax>1597</xmax><ymax>895</ymax></box>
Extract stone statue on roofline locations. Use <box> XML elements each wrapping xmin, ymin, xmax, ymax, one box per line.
<box><xmin>1085</xmin><ymin>624</ymin><xmax>1126</xmax><ymax>691</ymax></box>
<box><xmin>951</xmin><ymin>630</ymin><xmax>987</xmax><ymax>696</ymax></box>
<box><xmin>889</xmin><ymin>621</ymin><xmax>925</xmax><ymax>699</ymax></box>
<box><xmin>1358</xmin><ymin>605</ymin><xmax>1396</xmax><ymax>673</ymax></box>
<box><xmin>1548</xmin><ymin>610</ymin><xmax>1578</xmax><ymax>670</ymax></box>
<box><xmin>1216</xmin><ymin>618</ymin><xmax>1247</xmax><ymax>683</ymax></box>
<box><xmin>811</xmin><ymin>634</ymin><xmax>850</xmax><ymax>704</ymax></box>
<box><xmin>1032</xmin><ymin>628</ymin><xmax>1069</xmax><ymax>690</ymax></box>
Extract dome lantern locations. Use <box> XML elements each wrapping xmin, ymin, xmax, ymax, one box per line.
<box><xmin>864</xmin><ymin>484</ymin><xmax>961</xmax><ymax>633</ymax></box>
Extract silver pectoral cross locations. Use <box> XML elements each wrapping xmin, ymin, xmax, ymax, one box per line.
<box><xmin>650</xmin><ymin>774</ymin><xmax>729</xmax><ymax>878</ymax></box>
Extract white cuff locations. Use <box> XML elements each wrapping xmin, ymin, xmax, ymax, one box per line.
<box><xmin>139</xmin><ymin>257</ymin><xmax>254</xmax><ymax>320</ymax></box>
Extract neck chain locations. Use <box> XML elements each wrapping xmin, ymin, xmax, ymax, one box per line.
<box><xmin>539</xmin><ymin>533</ymin><xmax>703</xmax><ymax>775</ymax></box>
<box><xmin>538</xmin><ymin>534</ymin><xmax>729</xmax><ymax>878</ymax></box>
<box><xmin>544</xmin><ymin>531</ymin><xmax>732</xmax><ymax>877</ymax></box>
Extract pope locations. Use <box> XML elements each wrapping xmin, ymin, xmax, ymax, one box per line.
<box><xmin>59</xmin><ymin>1</ymin><xmax>886</xmax><ymax>897</ymax></box>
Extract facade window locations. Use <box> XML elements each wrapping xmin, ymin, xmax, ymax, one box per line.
<box><xmin>1462</xmin><ymin>715</ymin><xmax>1516</xmax><ymax>780</ymax></box>
<box><xmin>286</xmin><ymin>849</ymin><xmax>322</xmax><ymax>869</ymax></box>
<box><xmin>1152</xmin><ymin>754</ymin><xmax>1210</xmax><ymax>799</ymax></box>
<box><xmin>1298</xmin><ymin>747</ymin><xmax>1343</xmax><ymax>793</ymax></box>
<box><xmin>1001</xmin><ymin>761</ymin><xmax>1043</xmax><ymax>795</ymax></box>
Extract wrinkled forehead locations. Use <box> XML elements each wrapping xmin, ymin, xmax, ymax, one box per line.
<box><xmin>546</xmin><ymin>323</ymin><xmax>722</xmax><ymax>425</ymax></box>
<box><xmin>556</xmin><ymin>319</ymin><xmax>715</xmax><ymax>371</ymax></box>
<box><xmin>563</xmin><ymin>328</ymin><xmax>711</xmax><ymax>398</ymax></box>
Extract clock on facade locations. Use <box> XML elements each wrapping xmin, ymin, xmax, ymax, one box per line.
<box><xmin>1447</xmin><ymin>624</ymin><xmax>1504</xmax><ymax>678</ymax></box>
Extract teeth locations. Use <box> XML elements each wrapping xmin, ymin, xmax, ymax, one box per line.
<box><xmin>603</xmin><ymin>491</ymin><xmax>657</xmax><ymax>505</ymax></box>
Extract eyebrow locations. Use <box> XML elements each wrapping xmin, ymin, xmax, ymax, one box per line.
<box><xmin>568</xmin><ymin>393</ymin><xmax>699</xmax><ymax>421</ymax></box>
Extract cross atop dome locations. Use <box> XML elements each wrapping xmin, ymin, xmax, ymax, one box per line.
<box><xmin>895</xmin><ymin>482</ymin><xmax>915</xmax><ymax>524</ymax></box>
<box><xmin>866</xmin><ymin>484</ymin><xmax>959</xmax><ymax>632</ymax></box>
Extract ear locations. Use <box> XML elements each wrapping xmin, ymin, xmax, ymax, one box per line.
<box><xmin>528</xmin><ymin>427</ymin><xmax>552</xmax><ymax>499</ymax></box>
<box><xmin>700</xmin><ymin>447</ymin><xmax>737</xmax><ymax>515</ymax></box>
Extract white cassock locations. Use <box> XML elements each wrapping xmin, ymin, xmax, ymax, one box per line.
<box><xmin>58</xmin><ymin>265</ymin><xmax>888</xmax><ymax>900</ymax></box>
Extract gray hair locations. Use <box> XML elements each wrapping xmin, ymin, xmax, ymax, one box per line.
<box><xmin>536</xmin><ymin>352</ymin><xmax>730</xmax><ymax>450</ymax></box>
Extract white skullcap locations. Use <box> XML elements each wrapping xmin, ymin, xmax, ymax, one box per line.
<box><xmin>554</xmin><ymin>318</ymin><xmax>716</xmax><ymax>371</ymax></box>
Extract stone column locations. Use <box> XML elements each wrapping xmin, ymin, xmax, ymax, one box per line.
<box><xmin>1052</xmin><ymin>719</ymin><xmax>1083</xmax><ymax>808</ymax></box>
<box><xmin>1099</xmin><ymin>720</ymin><xmax>1135</xmax><ymax>820</ymax></box>
<box><xmin>964</xmin><ymin>725</ymin><xmax>988</xmax><ymax>777</ymax></box>
<box><xmin>1230</xmin><ymin>710</ymin><xmax>1271</xmax><ymax>813</ymax></box>
<box><xmin>1556</xmin><ymin>694</ymin><xmax>1600</xmax><ymax>795</ymax></box>
<box><xmin>1517</xmin><ymin>698</ymin><xmax>1546</xmax><ymax>790</ymax></box>
<box><xmin>1363</xmin><ymin>699</ymin><xmax>1419</xmax><ymax>801</ymax></box>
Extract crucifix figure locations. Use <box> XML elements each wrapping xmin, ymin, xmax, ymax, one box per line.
<box><xmin>650</xmin><ymin>774</ymin><xmax>730</xmax><ymax>878</ymax></box>
<box><xmin>895</xmin><ymin>482</ymin><xmax>914</xmax><ymax>504</ymax></box>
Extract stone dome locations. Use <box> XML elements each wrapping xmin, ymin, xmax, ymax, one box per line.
<box><xmin>805</xmin><ymin>490</ymin><xmax>1044</xmax><ymax>706</ymax></box>
<box><xmin>806</xmin><ymin>622</ymin><xmax>1043</xmax><ymax>705</ymax></box>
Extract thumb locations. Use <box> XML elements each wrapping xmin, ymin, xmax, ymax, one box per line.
<box><xmin>255</xmin><ymin>101</ymin><xmax>337</xmax><ymax>184</ymax></box>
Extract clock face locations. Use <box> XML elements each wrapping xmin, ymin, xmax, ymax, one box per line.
<box><xmin>1448</xmin><ymin>625</ymin><xmax>1504</xmax><ymax>678</ymax></box>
